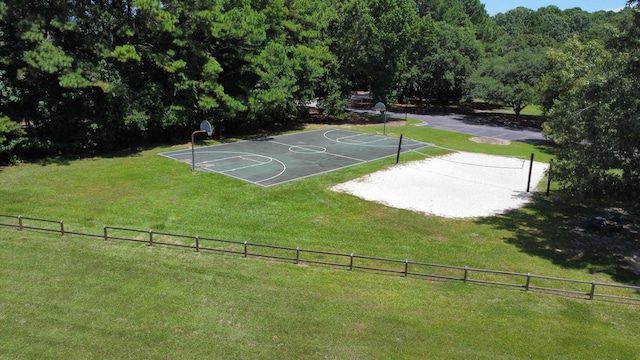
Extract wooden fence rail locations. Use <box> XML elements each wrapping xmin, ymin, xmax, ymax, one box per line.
<box><xmin>2</xmin><ymin>214</ymin><xmax>639</xmax><ymax>303</ymax></box>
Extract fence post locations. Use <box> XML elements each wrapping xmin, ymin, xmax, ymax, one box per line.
<box><xmin>404</xmin><ymin>260</ymin><xmax>409</xmax><ymax>277</ymax></box>
<box><xmin>195</xmin><ymin>235</ymin><xmax>200</xmax><ymax>252</ymax></box>
<box><xmin>589</xmin><ymin>281</ymin><xmax>596</xmax><ymax>300</ymax></box>
<box><xmin>243</xmin><ymin>241</ymin><xmax>248</xmax><ymax>257</ymax></box>
<box><xmin>296</xmin><ymin>247</ymin><xmax>300</xmax><ymax>265</ymax></box>
<box><xmin>60</xmin><ymin>220</ymin><xmax>64</xmax><ymax>236</ymax></box>
<box><xmin>525</xmin><ymin>273</ymin><xmax>531</xmax><ymax>291</ymax></box>
<box><xmin>526</xmin><ymin>153</ymin><xmax>534</xmax><ymax>192</ymax></box>
<box><xmin>103</xmin><ymin>225</ymin><xmax>108</xmax><ymax>241</ymax></box>
<box><xmin>396</xmin><ymin>134</ymin><xmax>404</xmax><ymax>164</ymax></box>
<box><xmin>18</xmin><ymin>215</ymin><xmax>22</xmax><ymax>231</ymax></box>
<box><xmin>546</xmin><ymin>159</ymin><xmax>553</xmax><ymax>197</ymax></box>
<box><xmin>149</xmin><ymin>230</ymin><xmax>153</xmax><ymax>246</ymax></box>
<box><xmin>349</xmin><ymin>253</ymin><xmax>354</xmax><ymax>271</ymax></box>
<box><xmin>463</xmin><ymin>266</ymin><xmax>469</xmax><ymax>282</ymax></box>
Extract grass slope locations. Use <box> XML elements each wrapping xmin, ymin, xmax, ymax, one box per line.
<box><xmin>1</xmin><ymin>232</ymin><xmax>637</xmax><ymax>359</ymax></box>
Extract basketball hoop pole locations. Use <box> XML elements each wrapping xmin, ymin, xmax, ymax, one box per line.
<box><xmin>382</xmin><ymin>110</ymin><xmax>386</xmax><ymax>135</ymax></box>
<box><xmin>373</xmin><ymin>102</ymin><xmax>387</xmax><ymax>135</ymax></box>
<box><xmin>191</xmin><ymin>129</ymin><xmax>207</xmax><ymax>171</ymax></box>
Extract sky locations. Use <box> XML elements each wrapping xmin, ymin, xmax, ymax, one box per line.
<box><xmin>482</xmin><ymin>0</ymin><xmax>629</xmax><ymax>16</ymax></box>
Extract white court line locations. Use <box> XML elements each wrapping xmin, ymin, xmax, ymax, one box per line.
<box><xmin>196</xmin><ymin>151</ymin><xmax>287</xmax><ymax>185</ymax></box>
<box><xmin>323</xmin><ymin>129</ymin><xmax>430</xmax><ymax>152</ymax></box>
<box><xmin>255</xmin><ymin>164</ymin><xmax>287</xmax><ymax>184</ymax></box>
<box><xmin>335</xmin><ymin>133</ymin><xmax>391</xmax><ymax>145</ymax></box>
<box><xmin>203</xmin><ymin>155</ymin><xmax>273</xmax><ymax>173</ymax></box>
<box><xmin>322</xmin><ymin>129</ymin><xmax>399</xmax><ymax>147</ymax></box>
<box><xmin>202</xmin><ymin>154</ymin><xmax>272</xmax><ymax>165</ymax></box>
<box><xmin>268</xmin><ymin>139</ymin><xmax>367</xmax><ymax>163</ymax></box>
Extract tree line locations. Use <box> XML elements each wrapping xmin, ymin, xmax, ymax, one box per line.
<box><xmin>1</xmin><ymin>0</ymin><xmax>639</xmax><ymax>206</ymax></box>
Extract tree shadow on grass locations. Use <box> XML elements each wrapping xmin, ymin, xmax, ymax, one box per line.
<box><xmin>38</xmin><ymin>156</ymin><xmax>71</xmax><ymax>166</ymax></box>
<box><xmin>476</xmin><ymin>194</ymin><xmax>640</xmax><ymax>285</ymax></box>
<box><xmin>34</xmin><ymin>147</ymin><xmax>145</xmax><ymax>165</ymax></box>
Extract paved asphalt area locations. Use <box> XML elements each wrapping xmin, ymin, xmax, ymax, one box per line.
<box><xmin>349</xmin><ymin>108</ymin><xmax>551</xmax><ymax>146</ymax></box>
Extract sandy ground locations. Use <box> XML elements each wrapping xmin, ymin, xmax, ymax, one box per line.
<box><xmin>331</xmin><ymin>152</ymin><xmax>549</xmax><ymax>219</ymax></box>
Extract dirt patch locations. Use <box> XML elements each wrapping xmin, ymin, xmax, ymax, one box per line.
<box><xmin>366</xmin><ymin>120</ymin><xmax>406</xmax><ymax>127</ymax></box>
<box><xmin>469</xmin><ymin>136</ymin><xmax>511</xmax><ymax>145</ymax></box>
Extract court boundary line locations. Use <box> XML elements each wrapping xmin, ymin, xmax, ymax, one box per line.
<box><xmin>268</xmin><ymin>139</ymin><xmax>373</xmax><ymax>163</ymax></box>
<box><xmin>193</xmin><ymin>151</ymin><xmax>288</xmax><ymax>186</ymax></box>
<box><xmin>159</xmin><ymin>128</ymin><xmax>433</xmax><ymax>187</ymax></box>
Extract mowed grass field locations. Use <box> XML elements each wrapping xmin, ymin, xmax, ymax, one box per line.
<box><xmin>1</xmin><ymin>121</ymin><xmax>638</xmax><ymax>359</ymax></box>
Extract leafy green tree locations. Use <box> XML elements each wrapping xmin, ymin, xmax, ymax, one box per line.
<box><xmin>326</xmin><ymin>0</ymin><xmax>373</xmax><ymax>92</ymax></box>
<box><xmin>564</xmin><ymin>7</ymin><xmax>592</xmax><ymax>35</ymax></box>
<box><xmin>1</xmin><ymin>1</ymin><xmax>76</xmax><ymax>146</ymax></box>
<box><xmin>540</xmin><ymin>38</ymin><xmax>640</xmax><ymax>200</ymax></box>
<box><xmin>494</xmin><ymin>7</ymin><xmax>534</xmax><ymax>38</ymax></box>
<box><xmin>3</xmin><ymin>0</ymin><xmax>634</xmax><ymax>164</ymax></box>
<box><xmin>0</xmin><ymin>1</ymin><xmax>17</xmax><ymax>119</ymax></box>
<box><xmin>366</xmin><ymin>0</ymin><xmax>419</xmax><ymax>104</ymax></box>
<box><xmin>136</xmin><ymin>0</ymin><xmax>263</xmax><ymax>135</ymax></box>
<box><xmin>0</xmin><ymin>14</ymin><xmax>24</xmax><ymax>157</ymax></box>
<box><xmin>532</xmin><ymin>6</ymin><xmax>571</xmax><ymax>44</ymax></box>
<box><xmin>245</xmin><ymin>0</ymin><xmax>344</xmax><ymax>127</ymax></box>
<box><xmin>0</xmin><ymin>0</ymin><xmax>346</xmax><ymax>148</ymax></box>
<box><xmin>469</xmin><ymin>49</ymin><xmax>545</xmax><ymax>118</ymax></box>
<box><xmin>401</xmin><ymin>13</ymin><xmax>437</xmax><ymax>100</ymax></box>
<box><xmin>0</xmin><ymin>116</ymin><xmax>22</xmax><ymax>145</ymax></box>
<box><xmin>407</xmin><ymin>1</ymin><xmax>486</xmax><ymax>104</ymax></box>
<box><xmin>421</xmin><ymin>21</ymin><xmax>481</xmax><ymax>104</ymax></box>
<box><xmin>328</xmin><ymin>0</ymin><xmax>418</xmax><ymax>104</ymax></box>
<box><xmin>494</xmin><ymin>6</ymin><xmax>575</xmax><ymax>48</ymax></box>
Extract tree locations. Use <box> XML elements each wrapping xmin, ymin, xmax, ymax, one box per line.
<box><xmin>0</xmin><ymin>1</ymin><xmax>18</xmax><ymax>139</ymax></box>
<box><xmin>539</xmin><ymin>38</ymin><xmax>640</xmax><ymax>201</ymax></box>
<box><xmin>406</xmin><ymin>1</ymin><xmax>487</xmax><ymax>104</ymax></box>
<box><xmin>532</xmin><ymin>6</ymin><xmax>571</xmax><ymax>44</ymax></box>
<box><xmin>418</xmin><ymin>21</ymin><xmax>481</xmax><ymax>104</ymax></box>
<box><xmin>401</xmin><ymin>13</ymin><xmax>437</xmax><ymax>102</ymax></box>
<box><xmin>494</xmin><ymin>6</ymin><xmax>583</xmax><ymax>49</ymax></box>
<box><xmin>326</xmin><ymin>0</ymin><xmax>374</xmax><ymax>93</ymax></box>
<box><xmin>0</xmin><ymin>0</ymin><xmax>346</xmax><ymax>151</ymax></box>
<box><xmin>469</xmin><ymin>48</ymin><xmax>545</xmax><ymax>118</ymax></box>
<box><xmin>245</xmin><ymin>0</ymin><xmax>344</xmax><ymax>127</ymax></box>
<box><xmin>329</xmin><ymin>0</ymin><xmax>418</xmax><ymax>104</ymax></box>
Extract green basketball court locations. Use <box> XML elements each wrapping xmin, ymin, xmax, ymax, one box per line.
<box><xmin>160</xmin><ymin>128</ymin><xmax>430</xmax><ymax>187</ymax></box>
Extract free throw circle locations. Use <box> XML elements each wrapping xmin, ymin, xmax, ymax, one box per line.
<box><xmin>289</xmin><ymin>145</ymin><xmax>327</xmax><ymax>154</ymax></box>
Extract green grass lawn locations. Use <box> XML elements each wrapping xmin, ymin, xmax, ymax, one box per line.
<box><xmin>1</xmin><ymin>122</ymin><xmax>638</xmax><ymax>359</ymax></box>
<box><xmin>470</xmin><ymin>99</ymin><xmax>544</xmax><ymax>117</ymax></box>
<box><xmin>1</xmin><ymin>231</ymin><xmax>638</xmax><ymax>359</ymax></box>
<box><xmin>496</xmin><ymin>104</ymin><xmax>544</xmax><ymax>117</ymax></box>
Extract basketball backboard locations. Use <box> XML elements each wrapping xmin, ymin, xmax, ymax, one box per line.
<box><xmin>200</xmin><ymin>120</ymin><xmax>213</xmax><ymax>137</ymax></box>
<box><xmin>374</xmin><ymin>102</ymin><xmax>386</xmax><ymax>112</ymax></box>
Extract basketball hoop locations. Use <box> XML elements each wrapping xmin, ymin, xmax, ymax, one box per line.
<box><xmin>373</xmin><ymin>102</ymin><xmax>386</xmax><ymax>112</ymax></box>
<box><xmin>191</xmin><ymin>120</ymin><xmax>214</xmax><ymax>171</ymax></box>
<box><xmin>374</xmin><ymin>102</ymin><xmax>387</xmax><ymax>135</ymax></box>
